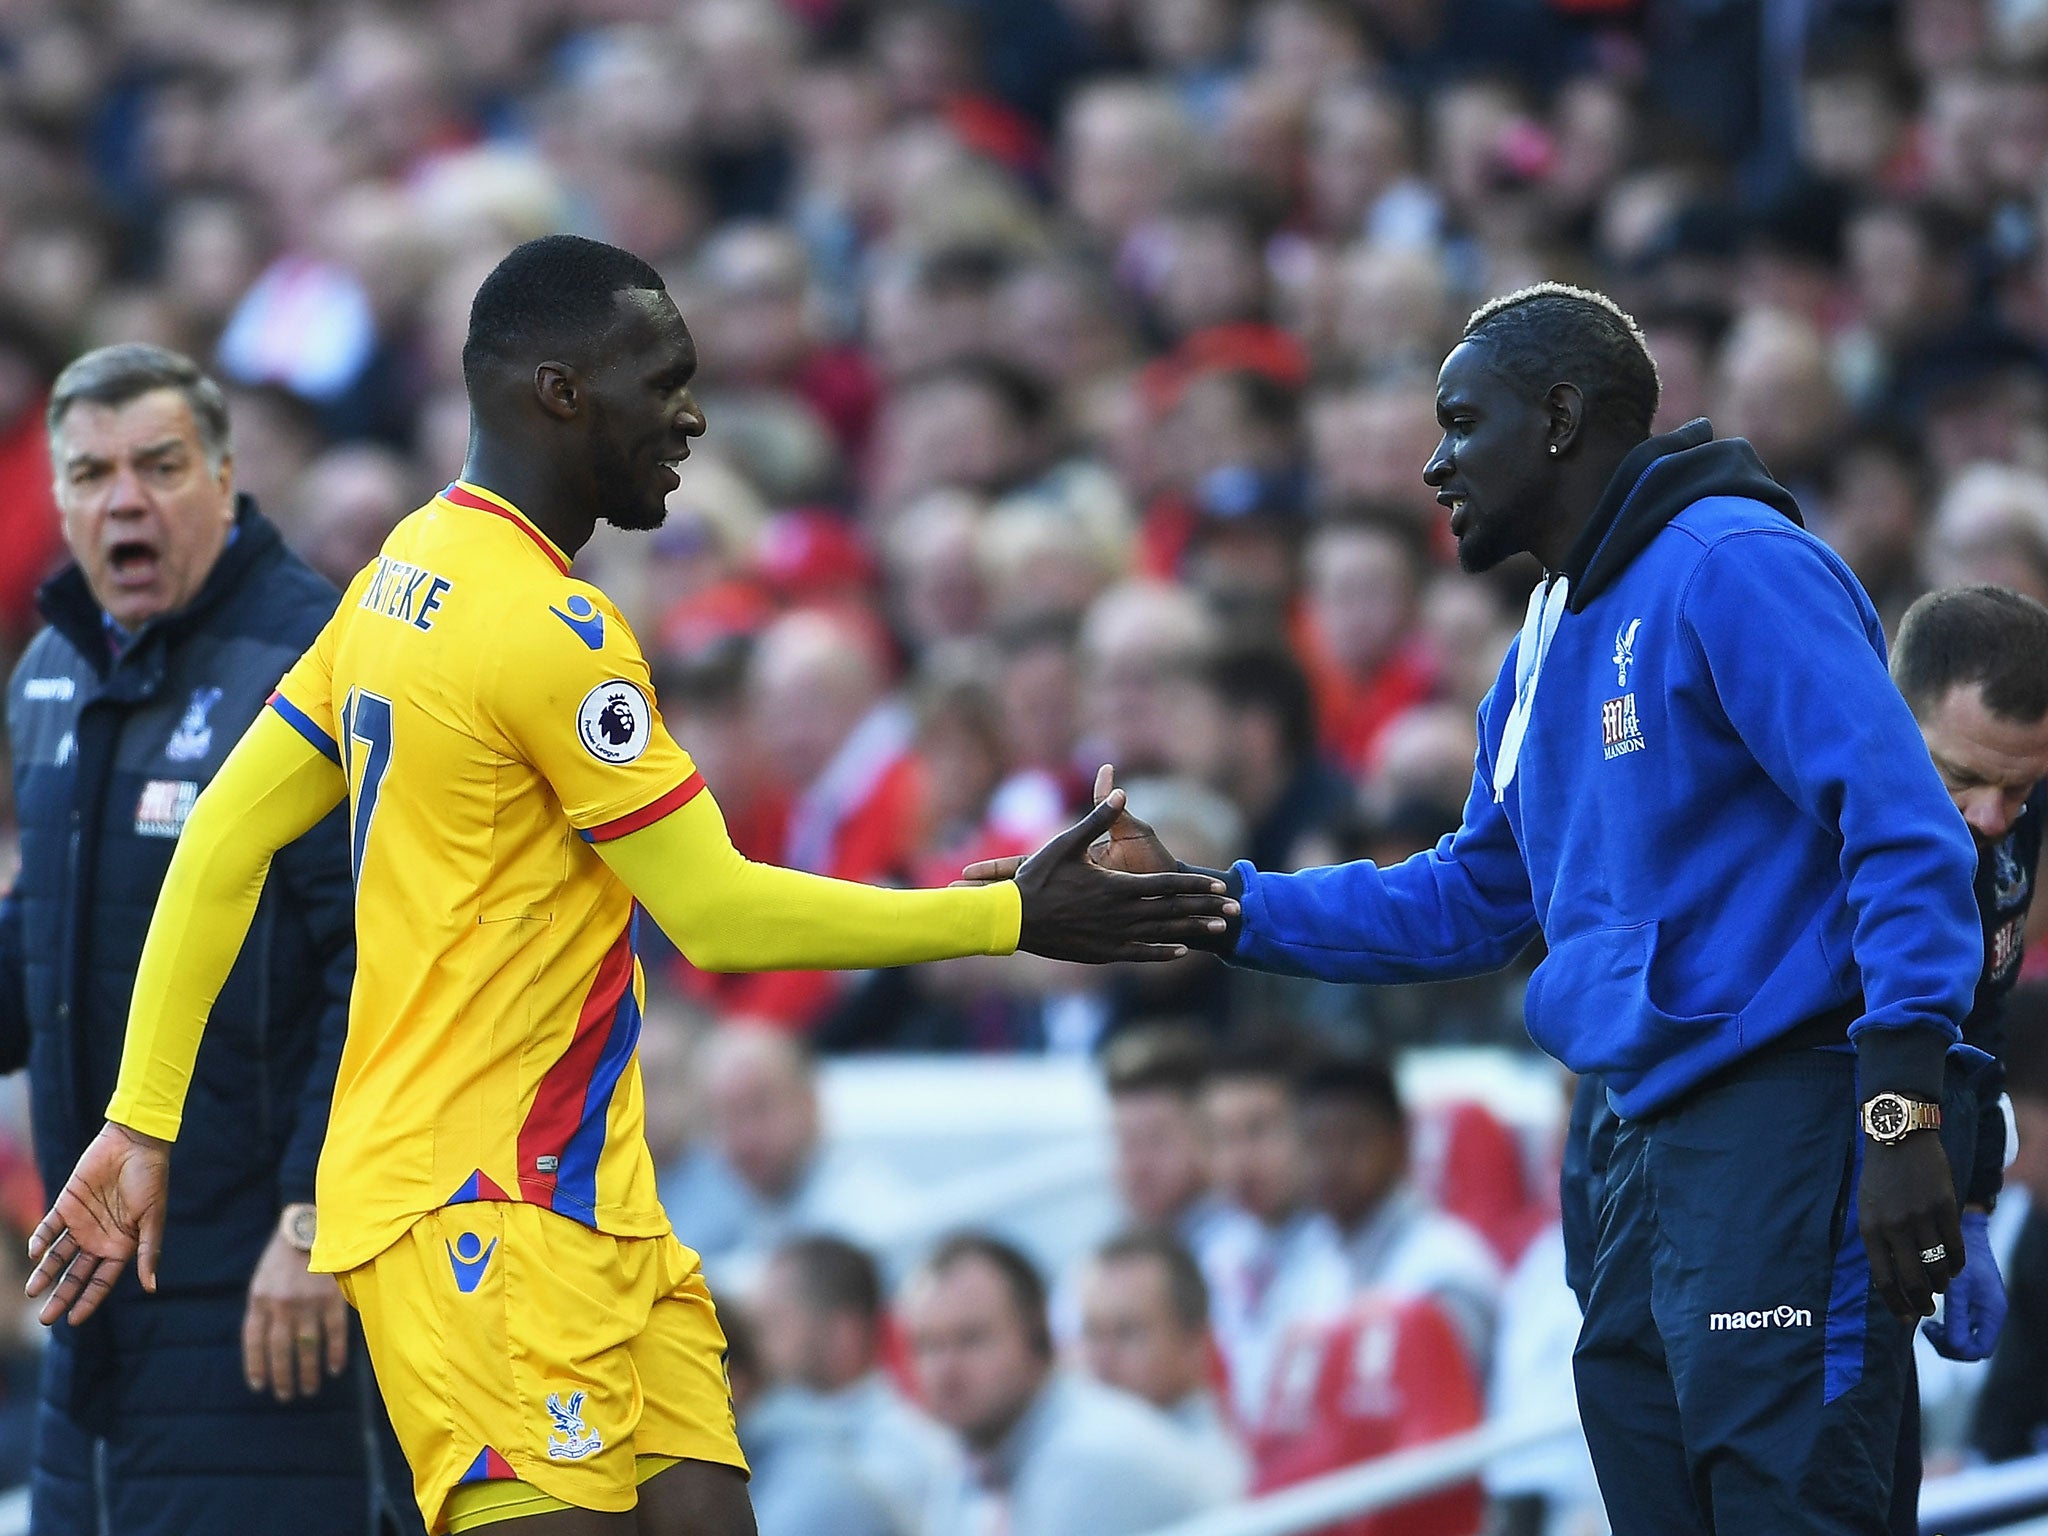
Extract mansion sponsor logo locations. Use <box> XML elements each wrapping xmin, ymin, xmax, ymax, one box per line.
<box><xmin>135</xmin><ymin>779</ymin><xmax>199</xmax><ymax>838</ymax></box>
<box><xmin>1601</xmin><ymin>693</ymin><xmax>1645</xmax><ymax>759</ymax></box>
<box><xmin>1709</xmin><ymin>1305</ymin><xmax>1813</xmax><ymax>1331</ymax></box>
<box><xmin>1992</xmin><ymin>914</ymin><xmax>2024</xmax><ymax>983</ymax></box>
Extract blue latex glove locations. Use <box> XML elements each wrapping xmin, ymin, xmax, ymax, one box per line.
<box><xmin>1921</xmin><ymin>1210</ymin><xmax>2007</xmax><ymax>1361</ymax></box>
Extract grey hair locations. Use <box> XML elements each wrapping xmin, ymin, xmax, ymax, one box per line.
<box><xmin>47</xmin><ymin>343</ymin><xmax>232</xmax><ymax>471</ymax></box>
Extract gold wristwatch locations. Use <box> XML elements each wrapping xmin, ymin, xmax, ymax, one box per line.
<box><xmin>280</xmin><ymin>1202</ymin><xmax>318</xmax><ymax>1253</ymax></box>
<box><xmin>1860</xmin><ymin>1093</ymin><xmax>1941</xmax><ymax>1145</ymax></box>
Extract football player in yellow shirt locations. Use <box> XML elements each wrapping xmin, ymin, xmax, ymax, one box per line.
<box><xmin>26</xmin><ymin>235</ymin><xmax>1236</xmax><ymax>1536</ymax></box>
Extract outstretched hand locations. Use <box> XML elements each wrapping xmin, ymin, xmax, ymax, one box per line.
<box><xmin>1010</xmin><ymin>785</ymin><xmax>1235</xmax><ymax>964</ymax></box>
<box><xmin>957</xmin><ymin>766</ymin><xmax>1180</xmax><ymax>885</ymax></box>
<box><xmin>26</xmin><ymin>1121</ymin><xmax>170</xmax><ymax>1327</ymax></box>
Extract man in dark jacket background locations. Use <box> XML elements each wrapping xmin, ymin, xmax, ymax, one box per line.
<box><xmin>0</xmin><ymin>343</ymin><xmax>417</xmax><ymax>1534</ymax></box>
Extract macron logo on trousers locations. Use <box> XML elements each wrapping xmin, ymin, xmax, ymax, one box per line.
<box><xmin>1709</xmin><ymin>1306</ymin><xmax>1813</xmax><ymax>1330</ymax></box>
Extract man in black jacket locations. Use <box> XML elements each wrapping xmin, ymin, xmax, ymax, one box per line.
<box><xmin>0</xmin><ymin>344</ymin><xmax>416</xmax><ymax>1534</ymax></box>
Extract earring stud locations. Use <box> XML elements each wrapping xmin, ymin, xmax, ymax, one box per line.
<box><xmin>1549</xmin><ymin>444</ymin><xmax>1560</xmax><ymax>456</ymax></box>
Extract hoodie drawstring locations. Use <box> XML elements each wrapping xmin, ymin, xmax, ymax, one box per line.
<box><xmin>1493</xmin><ymin>574</ymin><xmax>1570</xmax><ymax>801</ymax></box>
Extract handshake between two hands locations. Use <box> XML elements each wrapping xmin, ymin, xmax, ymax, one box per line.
<box><xmin>955</xmin><ymin>764</ymin><xmax>1233</xmax><ymax>964</ymax></box>
<box><xmin>16</xmin><ymin>765</ymin><xmax>2010</xmax><ymax>1369</ymax></box>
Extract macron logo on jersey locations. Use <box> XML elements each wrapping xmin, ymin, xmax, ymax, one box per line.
<box><xmin>446</xmin><ymin>1232</ymin><xmax>498</xmax><ymax>1293</ymax></box>
<box><xmin>550</xmin><ymin>594</ymin><xmax>605</xmax><ymax>650</ymax></box>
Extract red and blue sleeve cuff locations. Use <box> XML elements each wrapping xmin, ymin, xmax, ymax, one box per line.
<box><xmin>268</xmin><ymin>691</ymin><xmax>339</xmax><ymax>764</ymax></box>
<box><xmin>579</xmin><ymin>773</ymin><xmax>706</xmax><ymax>843</ymax></box>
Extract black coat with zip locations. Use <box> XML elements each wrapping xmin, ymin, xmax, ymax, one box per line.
<box><xmin>0</xmin><ymin>500</ymin><xmax>412</xmax><ymax>1535</ymax></box>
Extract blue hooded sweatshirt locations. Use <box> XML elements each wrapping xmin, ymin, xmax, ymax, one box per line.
<box><xmin>1225</xmin><ymin>420</ymin><xmax>1981</xmax><ymax>1116</ymax></box>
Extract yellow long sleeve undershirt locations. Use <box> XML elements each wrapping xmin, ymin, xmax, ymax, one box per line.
<box><xmin>106</xmin><ymin>710</ymin><xmax>1021</xmax><ymax>1144</ymax></box>
<box><xmin>107</xmin><ymin>709</ymin><xmax>345</xmax><ymax>1142</ymax></box>
<box><xmin>593</xmin><ymin>789</ymin><xmax>1019</xmax><ymax>974</ymax></box>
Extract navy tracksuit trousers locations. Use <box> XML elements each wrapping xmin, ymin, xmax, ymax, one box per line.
<box><xmin>1569</xmin><ymin>1048</ymin><xmax>1929</xmax><ymax>1535</ymax></box>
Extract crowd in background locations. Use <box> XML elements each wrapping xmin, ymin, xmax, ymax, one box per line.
<box><xmin>1</xmin><ymin>0</ymin><xmax>2048</xmax><ymax>1529</ymax></box>
<box><xmin>0</xmin><ymin>0</ymin><xmax>2043</xmax><ymax>1043</ymax></box>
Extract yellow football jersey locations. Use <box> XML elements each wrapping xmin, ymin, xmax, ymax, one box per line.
<box><xmin>270</xmin><ymin>480</ymin><xmax>701</xmax><ymax>1274</ymax></box>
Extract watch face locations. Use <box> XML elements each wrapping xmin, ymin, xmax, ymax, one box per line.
<box><xmin>1868</xmin><ymin>1096</ymin><xmax>1908</xmax><ymax>1139</ymax></box>
<box><xmin>288</xmin><ymin>1209</ymin><xmax>318</xmax><ymax>1248</ymax></box>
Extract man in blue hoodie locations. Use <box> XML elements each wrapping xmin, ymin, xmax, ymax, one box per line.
<box><xmin>975</xmin><ymin>285</ymin><xmax>1985</xmax><ymax>1532</ymax></box>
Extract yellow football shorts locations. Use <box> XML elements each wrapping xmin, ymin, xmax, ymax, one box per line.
<box><xmin>338</xmin><ymin>1203</ymin><xmax>748</xmax><ymax>1535</ymax></box>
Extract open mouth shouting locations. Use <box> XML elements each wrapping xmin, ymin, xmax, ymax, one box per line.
<box><xmin>105</xmin><ymin>534</ymin><xmax>164</xmax><ymax>595</ymax></box>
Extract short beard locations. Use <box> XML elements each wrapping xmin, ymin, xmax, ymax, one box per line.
<box><xmin>589</xmin><ymin>401</ymin><xmax>667</xmax><ymax>532</ymax></box>
<box><xmin>1454</xmin><ymin>502</ymin><xmax>1537</xmax><ymax>574</ymax></box>
<box><xmin>602</xmin><ymin>497</ymin><xmax>667</xmax><ymax>532</ymax></box>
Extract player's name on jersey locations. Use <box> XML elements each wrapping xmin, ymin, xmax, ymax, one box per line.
<box><xmin>359</xmin><ymin>555</ymin><xmax>455</xmax><ymax>633</ymax></box>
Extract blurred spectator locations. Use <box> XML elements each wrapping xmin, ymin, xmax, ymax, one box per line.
<box><xmin>1079</xmin><ymin>580</ymin><xmax>1214</xmax><ymax>776</ymax></box>
<box><xmin>1061</xmin><ymin>82</ymin><xmax>1196</xmax><ymax>265</ymax></box>
<box><xmin>707</xmin><ymin>610</ymin><xmax>924</xmax><ymax>1030</ymax></box>
<box><xmin>1973</xmin><ymin>983</ymin><xmax>2048</xmax><ymax>1459</ymax></box>
<box><xmin>1713</xmin><ymin>307</ymin><xmax>1846</xmax><ymax>499</ymax></box>
<box><xmin>1925</xmin><ymin>462</ymin><xmax>2048</xmax><ymax>602</ymax></box>
<box><xmin>748</xmin><ymin>1236</ymin><xmax>959</xmax><ymax>1536</ymax></box>
<box><xmin>1179</xmin><ymin>646</ymin><xmax>1356</xmax><ymax>871</ymax></box>
<box><xmin>1103</xmin><ymin>1027</ymin><xmax>1228</xmax><ymax>1249</ymax></box>
<box><xmin>725</xmin><ymin>1299</ymin><xmax>901</xmax><ymax>1536</ymax></box>
<box><xmin>1301</xmin><ymin>513</ymin><xmax>1439</xmax><ymax>775</ymax></box>
<box><xmin>1078</xmin><ymin>1229</ymin><xmax>1249</xmax><ymax>1496</ymax></box>
<box><xmin>284</xmin><ymin>442</ymin><xmax>418</xmax><ymax>588</ymax></box>
<box><xmin>660</xmin><ymin>1028</ymin><xmax>915</xmax><ymax>1293</ymax></box>
<box><xmin>695</xmin><ymin>221</ymin><xmax>881</xmax><ymax>461</ymax></box>
<box><xmin>1195</xmin><ymin>1028</ymin><xmax>1352</xmax><ymax>1423</ymax></box>
<box><xmin>905</xmin><ymin>1232</ymin><xmax>1225</xmax><ymax>1536</ymax></box>
<box><xmin>870</xmin><ymin>357</ymin><xmax>1059</xmax><ymax>511</ymax></box>
<box><xmin>638</xmin><ymin>1000</ymin><xmax>700</xmax><ymax>1186</ymax></box>
<box><xmin>1815</xmin><ymin>424</ymin><xmax>1932</xmax><ymax>629</ymax></box>
<box><xmin>1296</xmin><ymin>1057</ymin><xmax>1502</xmax><ymax>1372</ymax></box>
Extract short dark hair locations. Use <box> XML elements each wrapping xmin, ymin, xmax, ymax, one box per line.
<box><xmin>2006</xmin><ymin>984</ymin><xmax>2048</xmax><ymax>1103</ymax></box>
<box><xmin>462</xmin><ymin>234</ymin><xmax>667</xmax><ymax>394</ymax></box>
<box><xmin>1296</xmin><ymin>1053</ymin><xmax>1406</xmax><ymax>1126</ymax></box>
<box><xmin>48</xmin><ymin>343</ymin><xmax>232</xmax><ymax>469</ymax></box>
<box><xmin>1207</xmin><ymin>646</ymin><xmax>1318</xmax><ymax>765</ymax></box>
<box><xmin>771</xmin><ymin>1234</ymin><xmax>883</xmax><ymax>1324</ymax></box>
<box><xmin>1103</xmin><ymin>1026</ymin><xmax>1211</xmax><ymax>1101</ymax></box>
<box><xmin>1892</xmin><ymin>585</ymin><xmax>2048</xmax><ymax>723</ymax></box>
<box><xmin>925</xmin><ymin>1233</ymin><xmax>1052</xmax><ymax>1358</ymax></box>
<box><xmin>1093</xmin><ymin>1229</ymin><xmax>1210</xmax><ymax>1333</ymax></box>
<box><xmin>1462</xmin><ymin>283</ymin><xmax>1661</xmax><ymax>442</ymax></box>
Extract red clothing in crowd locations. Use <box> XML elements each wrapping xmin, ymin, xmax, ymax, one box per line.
<box><xmin>1299</xmin><ymin>617</ymin><xmax>1439</xmax><ymax>776</ymax></box>
<box><xmin>791</xmin><ymin>345</ymin><xmax>883</xmax><ymax>463</ymax></box>
<box><xmin>677</xmin><ymin>714</ymin><xmax>929</xmax><ymax>1032</ymax></box>
<box><xmin>0</xmin><ymin>397</ymin><xmax>65</xmax><ymax>644</ymax></box>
